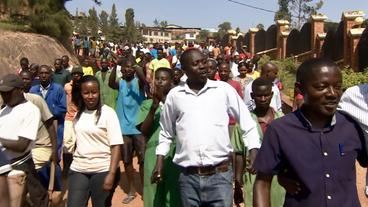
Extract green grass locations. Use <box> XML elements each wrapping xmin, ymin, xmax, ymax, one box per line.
<box><xmin>0</xmin><ymin>21</ymin><xmax>33</xmax><ymax>32</ymax></box>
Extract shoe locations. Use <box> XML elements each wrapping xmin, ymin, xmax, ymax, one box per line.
<box><xmin>365</xmin><ymin>186</ymin><xmax>368</xmax><ymax>197</ymax></box>
<box><xmin>122</xmin><ymin>194</ymin><xmax>136</xmax><ymax>204</ymax></box>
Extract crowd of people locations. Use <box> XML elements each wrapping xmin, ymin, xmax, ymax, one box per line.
<box><xmin>0</xmin><ymin>39</ymin><xmax>367</xmax><ymax>207</ymax></box>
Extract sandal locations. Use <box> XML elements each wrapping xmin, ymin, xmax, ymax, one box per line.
<box><xmin>122</xmin><ymin>194</ymin><xmax>136</xmax><ymax>204</ymax></box>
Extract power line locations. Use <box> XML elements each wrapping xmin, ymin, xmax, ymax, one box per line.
<box><xmin>227</xmin><ymin>0</ymin><xmax>297</xmax><ymax>18</ymax></box>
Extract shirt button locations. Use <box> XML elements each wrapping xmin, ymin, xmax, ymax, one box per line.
<box><xmin>327</xmin><ymin>195</ymin><xmax>332</xmax><ymax>200</ymax></box>
<box><xmin>323</xmin><ymin>152</ymin><xmax>328</xmax><ymax>156</ymax></box>
<box><xmin>325</xmin><ymin>174</ymin><xmax>330</xmax><ymax>178</ymax></box>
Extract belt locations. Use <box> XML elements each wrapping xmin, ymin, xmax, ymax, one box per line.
<box><xmin>182</xmin><ymin>160</ymin><xmax>230</xmax><ymax>176</ymax></box>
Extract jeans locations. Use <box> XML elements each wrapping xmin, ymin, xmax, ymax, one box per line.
<box><xmin>67</xmin><ymin>170</ymin><xmax>119</xmax><ymax>207</ymax></box>
<box><xmin>178</xmin><ymin>168</ymin><xmax>233</xmax><ymax>207</ymax></box>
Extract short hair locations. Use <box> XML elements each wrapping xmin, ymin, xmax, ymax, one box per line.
<box><xmin>19</xmin><ymin>70</ymin><xmax>32</xmax><ymax>77</ymax></box>
<box><xmin>54</xmin><ymin>58</ymin><xmax>62</xmax><ymax>63</ymax></box>
<box><xmin>219</xmin><ymin>62</ymin><xmax>230</xmax><ymax>69</ymax></box>
<box><xmin>156</xmin><ymin>67</ymin><xmax>174</xmax><ymax>80</ymax></box>
<box><xmin>252</xmin><ymin>77</ymin><xmax>273</xmax><ymax>92</ymax></box>
<box><xmin>121</xmin><ymin>55</ymin><xmax>136</xmax><ymax>67</ymax></box>
<box><xmin>39</xmin><ymin>65</ymin><xmax>52</xmax><ymax>72</ymax></box>
<box><xmin>20</xmin><ymin>57</ymin><xmax>29</xmax><ymax>65</ymax></box>
<box><xmin>180</xmin><ymin>48</ymin><xmax>201</xmax><ymax>70</ymax></box>
<box><xmin>296</xmin><ymin>58</ymin><xmax>339</xmax><ymax>85</ymax></box>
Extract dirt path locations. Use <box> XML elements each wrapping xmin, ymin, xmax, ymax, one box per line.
<box><xmin>91</xmin><ymin>161</ymin><xmax>368</xmax><ymax>207</ymax></box>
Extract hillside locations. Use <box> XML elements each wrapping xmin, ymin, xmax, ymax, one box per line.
<box><xmin>0</xmin><ymin>30</ymin><xmax>79</xmax><ymax>77</ymax></box>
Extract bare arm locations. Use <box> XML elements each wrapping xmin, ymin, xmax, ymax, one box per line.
<box><xmin>0</xmin><ymin>137</ymin><xmax>31</xmax><ymax>153</ymax></box>
<box><xmin>151</xmin><ymin>155</ymin><xmax>165</xmax><ymax>184</ymax></box>
<box><xmin>0</xmin><ymin>176</ymin><xmax>10</xmax><ymax>207</ymax></box>
<box><xmin>45</xmin><ymin>118</ymin><xmax>58</xmax><ymax>162</ymax></box>
<box><xmin>108</xmin><ymin>66</ymin><xmax>120</xmax><ymax>90</ymax></box>
<box><xmin>140</xmin><ymin>104</ymin><xmax>159</xmax><ymax>138</ymax></box>
<box><xmin>103</xmin><ymin>144</ymin><xmax>121</xmax><ymax>191</ymax></box>
<box><xmin>253</xmin><ymin>172</ymin><xmax>273</xmax><ymax>207</ymax></box>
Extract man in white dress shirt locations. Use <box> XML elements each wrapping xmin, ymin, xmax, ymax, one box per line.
<box><xmin>152</xmin><ymin>49</ymin><xmax>261</xmax><ymax>207</ymax></box>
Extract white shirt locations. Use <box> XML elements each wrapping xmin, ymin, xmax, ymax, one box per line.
<box><xmin>71</xmin><ymin>105</ymin><xmax>123</xmax><ymax>173</ymax></box>
<box><xmin>230</xmin><ymin>62</ymin><xmax>240</xmax><ymax>77</ymax></box>
<box><xmin>338</xmin><ymin>84</ymin><xmax>368</xmax><ymax>139</ymax></box>
<box><xmin>243</xmin><ymin>80</ymin><xmax>282</xmax><ymax>112</ymax></box>
<box><xmin>0</xmin><ymin>101</ymin><xmax>40</xmax><ymax>161</ymax></box>
<box><xmin>156</xmin><ymin>80</ymin><xmax>261</xmax><ymax>167</ymax></box>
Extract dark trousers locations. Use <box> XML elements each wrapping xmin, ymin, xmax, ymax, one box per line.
<box><xmin>21</xmin><ymin>158</ymin><xmax>49</xmax><ymax>207</ymax></box>
<box><xmin>67</xmin><ymin>170</ymin><xmax>119</xmax><ymax>207</ymax></box>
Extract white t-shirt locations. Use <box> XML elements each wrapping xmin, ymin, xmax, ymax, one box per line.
<box><xmin>71</xmin><ymin>105</ymin><xmax>123</xmax><ymax>173</ymax></box>
<box><xmin>0</xmin><ymin>101</ymin><xmax>40</xmax><ymax>160</ymax></box>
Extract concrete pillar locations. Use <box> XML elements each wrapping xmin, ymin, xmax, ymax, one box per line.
<box><xmin>315</xmin><ymin>33</ymin><xmax>326</xmax><ymax>58</ymax></box>
<box><xmin>311</xmin><ymin>14</ymin><xmax>327</xmax><ymax>56</ymax></box>
<box><xmin>249</xmin><ymin>28</ymin><xmax>258</xmax><ymax>55</ymax></box>
<box><xmin>349</xmin><ymin>28</ymin><xmax>365</xmax><ymax>71</ymax></box>
<box><xmin>276</xmin><ymin>20</ymin><xmax>290</xmax><ymax>59</ymax></box>
<box><xmin>342</xmin><ymin>11</ymin><xmax>365</xmax><ymax>65</ymax></box>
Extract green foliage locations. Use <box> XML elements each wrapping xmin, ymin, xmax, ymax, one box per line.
<box><xmin>341</xmin><ymin>67</ymin><xmax>368</xmax><ymax>89</ymax></box>
<box><xmin>122</xmin><ymin>8</ymin><xmax>140</xmax><ymax>43</ymax></box>
<box><xmin>87</xmin><ymin>7</ymin><xmax>99</xmax><ymax>37</ymax></box>
<box><xmin>256</xmin><ymin>24</ymin><xmax>265</xmax><ymax>30</ymax></box>
<box><xmin>324</xmin><ymin>21</ymin><xmax>339</xmax><ymax>32</ymax></box>
<box><xmin>107</xmin><ymin>3</ymin><xmax>123</xmax><ymax>42</ymax></box>
<box><xmin>99</xmin><ymin>10</ymin><xmax>109</xmax><ymax>34</ymax></box>
<box><xmin>217</xmin><ymin>21</ymin><xmax>232</xmax><ymax>40</ymax></box>
<box><xmin>197</xmin><ymin>29</ymin><xmax>209</xmax><ymax>42</ymax></box>
<box><xmin>275</xmin><ymin>0</ymin><xmax>291</xmax><ymax>21</ymax></box>
<box><xmin>290</xmin><ymin>0</ymin><xmax>323</xmax><ymax>29</ymax></box>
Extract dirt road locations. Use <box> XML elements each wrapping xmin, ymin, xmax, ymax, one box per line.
<box><xmin>101</xmin><ymin>161</ymin><xmax>368</xmax><ymax>207</ymax></box>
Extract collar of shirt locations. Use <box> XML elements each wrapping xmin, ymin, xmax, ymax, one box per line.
<box><xmin>295</xmin><ymin>109</ymin><xmax>336</xmax><ymax>132</ymax></box>
<box><xmin>178</xmin><ymin>79</ymin><xmax>218</xmax><ymax>96</ymax></box>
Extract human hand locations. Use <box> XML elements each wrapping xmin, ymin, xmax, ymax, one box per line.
<box><xmin>246</xmin><ymin>148</ymin><xmax>258</xmax><ymax>174</ymax></box>
<box><xmin>234</xmin><ymin>181</ymin><xmax>244</xmax><ymax>205</ymax></box>
<box><xmin>103</xmin><ymin>172</ymin><xmax>115</xmax><ymax>191</ymax></box>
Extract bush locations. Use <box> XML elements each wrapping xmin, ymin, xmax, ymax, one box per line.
<box><xmin>257</xmin><ymin>55</ymin><xmax>368</xmax><ymax>100</ymax></box>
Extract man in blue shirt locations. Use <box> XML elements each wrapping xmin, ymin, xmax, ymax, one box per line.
<box><xmin>253</xmin><ymin>58</ymin><xmax>368</xmax><ymax>207</ymax></box>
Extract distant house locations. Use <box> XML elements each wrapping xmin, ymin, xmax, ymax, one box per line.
<box><xmin>138</xmin><ymin>24</ymin><xmax>201</xmax><ymax>43</ymax></box>
<box><xmin>140</xmin><ymin>27</ymin><xmax>172</xmax><ymax>43</ymax></box>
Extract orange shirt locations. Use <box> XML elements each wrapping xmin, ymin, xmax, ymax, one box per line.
<box><xmin>64</xmin><ymin>81</ymin><xmax>78</xmax><ymax>121</ymax></box>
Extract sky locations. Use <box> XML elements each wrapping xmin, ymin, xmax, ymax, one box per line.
<box><xmin>65</xmin><ymin>0</ymin><xmax>368</xmax><ymax>32</ymax></box>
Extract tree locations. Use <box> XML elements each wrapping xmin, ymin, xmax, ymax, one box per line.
<box><xmin>275</xmin><ymin>0</ymin><xmax>291</xmax><ymax>22</ymax></box>
<box><xmin>257</xmin><ymin>23</ymin><xmax>265</xmax><ymax>30</ymax></box>
<box><xmin>123</xmin><ymin>8</ymin><xmax>139</xmax><ymax>43</ymax></box>
<box><xmin>197</xmin><ymin>29</ymin><xmax>209</xmax><ymax>42</ymax></box>
<box><xmin>291</xmin><ymin>0</ymin><xmax>323</xmax><ymax>29</ymax></box>
<box><xmin>87</xmin><ymin>7</ymin><xmax>99</xmax><ymax>37</ymax></box>
<box><xmin>107</xmin><ymin>3</ymin><xmax>122</xmax><ymax>42</ymax></box>
<box><xmin>275</xmin><ymin>0</ymin><xmax>323</xmax><ymax>29</ymax></box>
<box><xmin>99</xmin><ymin>10</ymin><xmax>109</xmax><ymax>35</ymax></box>
<box><xmin>160</xmin><ymin>20</ymin><xmax>168</xmax><ymax>28</ymax></box>
<box><xmin>153</xmin><ymin>18</ymin><xmax>159</xmax><ymax>27</ymax></box>
<box><xmin>235</xmin><ymin>27</ymin><xmax>241</xmax><ymax>34</ymax></box>
<box><xmin>217</xmin><ymin>21</ymin><xmax>232</xmax><ymax>40</ymax></box>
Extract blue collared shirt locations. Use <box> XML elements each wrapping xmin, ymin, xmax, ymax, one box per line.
<box><xmin>254</xmin><ymin>110</ymin><xmax>367</xmax><ymax>207</ymax></box>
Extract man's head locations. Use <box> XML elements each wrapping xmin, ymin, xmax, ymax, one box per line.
<box><xmin>100</xmin><ymin>58</ymin><xmax>109</xmax><ymax>72</ymax></box>
<box><xmin>233</xmin><ymin>55</ymin><xmax>240</xmax><ymax>64</ymax></box>
<box><xmin>20</xmin><ymin>57</ymin><xmax>29</xmax><ymax>71</ymax></box>
<box><xmin>208</xmin><ymin>51</ymin><xmax>215</xmax><ymax>59</ymax></box>
<box><xmin>216</xmin><ymin>54</ymin><xmax>224</xmax><ymax>65</ymax></box>
<box><xmin>121</xmin><ymin>56</ymin><xmax>136</xmax><ymax>81</ymax></box>
<box><xmin>261</xmin><ymin>62</ymin><xmax>278</xmax><ymax>82</ymax></box>
<box><xmin>180</xmin><ymin>49</ymin><xmax>208</xmax><ymax>85</ymax></box>
<box><xmin>207</xmin><ymin>58</ymin><xmax>218</xmax><ymax>80</ymax></box>
<box><xmin>295</xmin><ymin>58</ymin><xmax>342</xmax><ymax>117</ymax></box>
<box><xmin>29</xmin><ymin>63</ymin><xmax>39</xmax><ymax>78</ymax></box>
<box><xmin>173</xmin><ymin>68</ymin><xmax>184</xmax><ymax>85</ymax></box>
<box><xmin>251</xmin><ymin>77</ymin><xmax>273</xmax><ymax>110</ymax></box>
<box><xmin>71</xmin><ymin>65</ymin><xmax>84</xmax><ymax>83</ymax></box>
<box><xmin>54</xmin><ymin>58</ymin><xmax>62</xmax><ymax>71</ymax></box>
<box><xmin>155</xmin><ymin>67</ymin><xmax>174</xmax><ymax>95</ymax></box>
<box><xmin>61</xmin><ymin>55</ymin><xmax>70</xmax><ymax>69</ymax></box>
<box><xmin>38</xmin><ymin>65</ymin><xmax>52</xmax><ymax>87</ymax></box>
<box><xmin>218</xmin><ymin>62</ymin><xmax>231</xmax><ymax>82</ymax></box>
<box><xmin>0</xmin><ymin>74</ymin><xmax>25</xmax><ymax>107</ymax></box>
<box><xmin>19</xmin><ymin>70</ymin><xmax>33</xmax><ymax>92</ymax></box>
<box><xmin>157</xmin><ymin>48</ymin><xmax>165</xmax><ymax>60</ymax></box>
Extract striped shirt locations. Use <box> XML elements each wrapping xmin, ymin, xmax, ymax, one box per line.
<box><xmin>338</xmin><ymin>84</ymin><xmax>368</xmax><ymax>139</ymax></box>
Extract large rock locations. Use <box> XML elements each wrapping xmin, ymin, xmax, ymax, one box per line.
<box><xmin>0</xmin><ymin>29</ymin><xmax>79</xmax><ymax>76</ymax></box>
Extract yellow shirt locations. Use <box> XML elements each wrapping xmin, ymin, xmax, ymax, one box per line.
<box><xmin>82</xmin><ymin>66</ymin><xmax>94</xmax><ymax>76</ymax></box>
<box><xmin>246</xmin><ymin>71</ymin><xmax>260</xmax><ymax>80</ymax></box>
<box><xmin>149</xmin><ymin>58</ymin><xmax>171</xmax><ymax>72</ymax></box>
